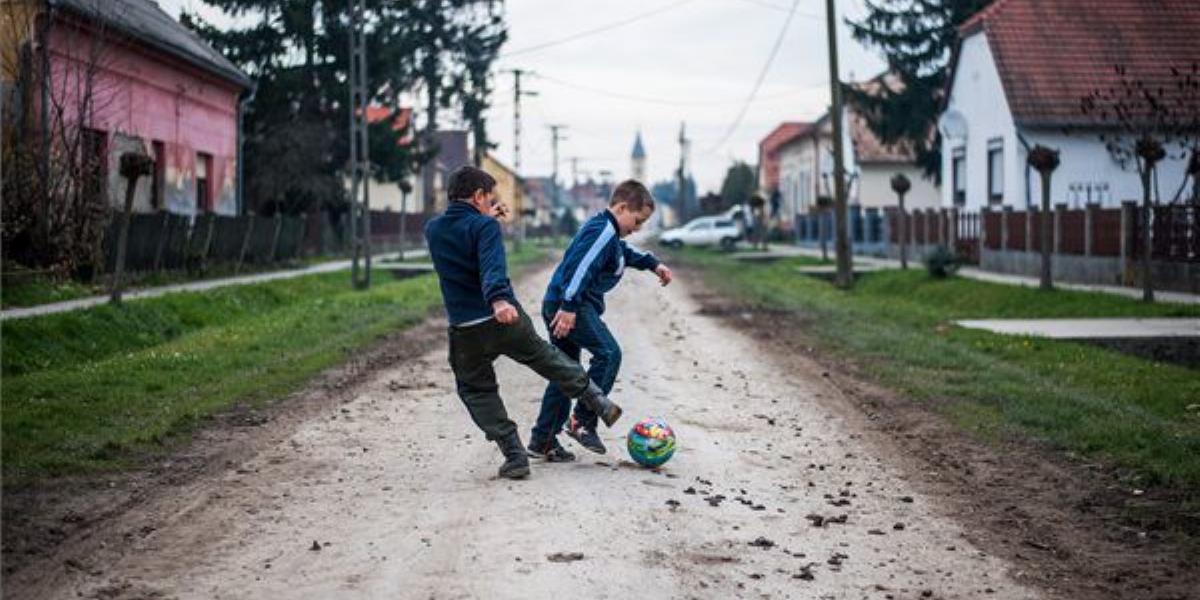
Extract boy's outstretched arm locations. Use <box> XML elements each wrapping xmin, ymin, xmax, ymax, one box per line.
<box><xmin>621</xmin><ymin>241</ymin><xmax>672</xmax><ymax>286</ymax></box>
<box><xmin>477</xmin><ymin>219</ymin><xmax>518</xmax><ymax>324</ymax></box>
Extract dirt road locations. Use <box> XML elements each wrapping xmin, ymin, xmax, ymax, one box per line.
<box><xmin>9</xmin><ymin>265</ymin><xmax>1046</xmax><ymax>599</ymax></box>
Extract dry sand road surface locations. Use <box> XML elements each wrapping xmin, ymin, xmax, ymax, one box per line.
<box><xmin>11</xmin><ymin>265</ymin><xmax>1046</xmax><ymax>600</ymax></box>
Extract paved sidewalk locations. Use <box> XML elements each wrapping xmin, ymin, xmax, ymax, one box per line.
<box><xmin>728</xmin><ymin>244</ymin><xmax>1200</xmax><ymax>305</ymax></box>
<box><xmin>2</xmin><ymin>250</ymin><xmax>427</xmax><ymax>322</ymax></box>
<box><xmin>957</xmin><ymin>318</ymin><xmax>1200</xmax><ymax>339</ymax></box>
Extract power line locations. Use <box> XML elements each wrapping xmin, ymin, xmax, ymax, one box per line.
<box><xmin>530</xmin><ymin>71</ymin><xmax>822</xmax><ymax>107</ymax></box>
<box><xmin>705</xmin><ymin>0</ymin><xmax>801</xmax><ymax>153</ymax></box>
<box><xmin>501</xmin><ymin>0</ymin><xmax>700</xmax><ymax>58</ymax></box>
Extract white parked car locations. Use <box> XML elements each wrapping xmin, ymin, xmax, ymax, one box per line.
<box><xmin>658</xmin><ymin>216</ymin><xmax>742</xmax><ymax>249</ymax></box>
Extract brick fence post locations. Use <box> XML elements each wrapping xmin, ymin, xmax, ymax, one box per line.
<box><xmin>1025</xmin><ymin>205</ymin><xmax>1034</xmax><ymax>253</ymax></box>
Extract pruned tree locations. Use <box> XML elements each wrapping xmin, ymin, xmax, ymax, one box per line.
<box><xmin>1080</xmin><ymin>62</ymin><xmax>1200</xmax><ymax>302</ymax></box>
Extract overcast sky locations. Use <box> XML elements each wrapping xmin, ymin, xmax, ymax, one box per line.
<box><xmin>161</xmin><ymin>0</ymin><xmax>886</xmax><ymax>192</ymax></box>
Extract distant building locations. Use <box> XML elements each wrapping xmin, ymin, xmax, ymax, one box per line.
<box><xmin>938</xmin><ymin>0</ymin><xmax>1197</xmax><ymax>210</ymax></box>
<box><xmin>362</xmin><ymin>106</ymin><xmax>418</xmax><ymax>214</ymax></box>
<box><xmin>847</xmin><ymin>74</ymin><xmax>939</xmax><ymax>211</ymax></box>
<box><xmin>481</xmin><ymin>153</ymin><xmax>523</xmax><ymax>228</ymax></box>
<box><xmin>3</xmin><ymin>0</ymin><xmax>253</xmax><ymax>216</ymax></box>
<box><xmin>630</xmin><ymin>131</ymin><xmax>646</xmax><ymax>182</ymax></box>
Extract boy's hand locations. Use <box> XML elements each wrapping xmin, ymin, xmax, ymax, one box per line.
<box><xmin>492</xmin><ymin>299</ymin><xmax>518</xmax><ymax>325</ymax></box>
<box><xmin>488</xmin><ymin>200</ymin><xmax>509</xmax><ymax>220</ymax></box>
<box><xmin>549</xmin><ymin>310</ymin><xmax>576</xmax><ymax>338</ymax></box>
<box><xmin>654</xmin><ymin>264</ymin><xmax>673</xmax><ymax>286</ymax></box>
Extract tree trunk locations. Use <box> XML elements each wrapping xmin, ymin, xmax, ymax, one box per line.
<box><xmin>898</xmin><ymin>195</ymin><xmax>908</xmax><ymax>270</ymax></box>
<box><xmin>1140</xmin><ymin>168</ymin><xmax>1154</xmax><ymax>302</ymax></box>
<box><xmin>1039</xmin><ymin>170</ymin><xmax>1053</xmax><ymax>290</ymax></box>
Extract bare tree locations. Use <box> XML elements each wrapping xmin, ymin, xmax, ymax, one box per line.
<box><xmin>2</xmin><ymin>0</ymin><xmax>123</xmax><ymax>279</ymax></box>
<box><xmin>1081</xmin><ymin>63</ymin><xmax>1200</xmax><ymax>302</ymax></box>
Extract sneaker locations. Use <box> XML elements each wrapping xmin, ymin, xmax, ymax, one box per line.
<box><xmin>565</xmin><ymin>415</ymin><xmax>607</xmax><ymax>455</ymax></box>
<box><xmin>526</xmin><ymin>436</ymin><xmax>577</xmax><ymax>462</ymax></box>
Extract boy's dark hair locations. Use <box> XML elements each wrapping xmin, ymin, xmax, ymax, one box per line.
<box><xmin>447</xmin><ymin>165</ymin><xmax>497</xmax><ymax>201</ymax></box>
<box><xmin>609</xmin><ymin>179</ymin><xmax>655</xmax><ymax>211</ymax></box>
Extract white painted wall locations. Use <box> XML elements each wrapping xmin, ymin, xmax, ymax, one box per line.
<box><xmin>939</xmin><ymin>32</ymin><xmax>1021</xmax><ymax>211</ymax></box>
<box><xmin>940</xmin><ymin>31</ymin><xmax>1195</xmax><ymax>210</ymax></box>
<box><xmin>858</xmin><ymin>164</ymin><xmax>940</xmax><ymax>210</ymax></box>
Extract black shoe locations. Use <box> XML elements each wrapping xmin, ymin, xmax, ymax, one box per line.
<box><xmin>496</xmin><ymin>432</ymin><xmax>531</xmax><ymax>479</ymax></box>
<box><xmin>576</xmin><ymin>381</ymin><xmax>623</xmax><ymax>428</ymax></box>
<box><xmin>565</xmin><ymin>415</ymin><xmax>607</xmax><ymax>455</ymax></box>
<box><xmin>526</xmin><ymin>436</ymin><xmax>577</xmax><ymax>462</ymax></box>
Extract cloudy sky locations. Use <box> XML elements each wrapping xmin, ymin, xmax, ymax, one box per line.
<box><xmin>161</xmin><ymin>0</ymin><xmax>885</xmax><ymax>192</ymax></box>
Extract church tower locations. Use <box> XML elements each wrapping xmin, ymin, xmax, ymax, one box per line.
<box><xmin>630</xmin><ymin>131</ymin><xmax>646</xmax><ymax>182</ymax></box>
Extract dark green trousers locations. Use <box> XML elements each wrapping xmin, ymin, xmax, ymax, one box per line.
<box><xmin>447</xmin><ymin>307</ymin><xmax>592</xmax><ymax>441</ymax></box>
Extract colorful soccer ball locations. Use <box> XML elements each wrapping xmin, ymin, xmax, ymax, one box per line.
<box><xmin>627</xmin><ymin>417</ymin><xmax>676</xmax><ymax>468</ymax></box>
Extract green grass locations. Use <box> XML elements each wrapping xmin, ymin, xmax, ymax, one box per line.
<box><xmin>1</xmin><ymin>245</ymin><xmax>543</xmax><ymax>484</ymax></box>
<box><xmin>1</xmin><ymin>274</ymin><xmax>98</xmax><ymax>309</ymax></box>
<box><xmin>672</xmin><ymin>248</ymin><xmax>1200</xmax><ymax>492</ymax></box>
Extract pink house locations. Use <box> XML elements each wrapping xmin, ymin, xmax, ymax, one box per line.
<box><xmin>36</xmin><ymin>0</ymin><xmax>252</xmax><ymax>216</ymax></box>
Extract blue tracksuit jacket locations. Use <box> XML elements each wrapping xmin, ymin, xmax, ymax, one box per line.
<box><xmin>424</xmin><ymin>201</ymin><xmax>517</xmax><ymax>325</ymax></box>
<box><xmin>543</xmin><ymin>210</ymin><xmax>660</xmax><ymax>315</ymax></box>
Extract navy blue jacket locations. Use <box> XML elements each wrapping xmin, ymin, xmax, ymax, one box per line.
<box><xmin>425</xmin><ymin>201</ymin><xmax>517</xmax><ymax>325</ymax></box>
<box><xmin>544</xmin><ymin>210</ymin><xmax>660</xmax><ymax>315</ymax></box>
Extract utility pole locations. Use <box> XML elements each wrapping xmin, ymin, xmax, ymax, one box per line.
<box><xmin>676</xmin><ymin>122</ymin><xmax>690</xmax><ymax>225</ymax></box>
<box><xmin>824</xmin><ymin>0</ymin><xmax>852</xmax><ymax>289</ymax></box>
<box><xmin>506</xmin><ymin>68</ymin><xmax>537</xmax><ymax>249</ymax></box>
<box><xmin>548</xmin><ymin>124</ymin><xmax>567</xmax><ymax>209</ymax></box>
<box><xmin>347</xmin><ymin>0</ymin><xmax>371</xmax><ymax>289</ymax></box>
<box><xmin>569</xmin><ymin>156</ymin><xmax>580</xmax><ymax>187</ymax></box>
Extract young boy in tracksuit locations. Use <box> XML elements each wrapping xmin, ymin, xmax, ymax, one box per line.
<box><xmin>527</xmin><ymin>180</ymin><xmax>673</xmax><ymax>460</ymax></box>
<box><xmin>424</xmin><ymin>166</ymin><xmax>623</xmax><ymax>479</ymax></box>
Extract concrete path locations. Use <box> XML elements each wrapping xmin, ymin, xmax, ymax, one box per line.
<box><xmin>1</xmin><ymin>250</ymin><xmax>427</xmax><ymax>322</ymax></box>
<box><xmin>956</xmin><ymin>318</ymin><xmax>1200</xmax><ymax>339</ymax></box>
<box><xmin>729</xmin><ymin>243</ymin><xmax>1200</xmax><ymax>305</ymax></box>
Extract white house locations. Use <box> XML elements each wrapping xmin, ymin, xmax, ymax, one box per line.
<box><xmin>939</xmin><ymin>0</ymin><xmax>1197</xmax><ymax>211</ymax></box>
<box><xmin>848</xmin><ymin>74</ymin><xmax>940</xmax><ymax>210</ymax></box>
<box><xmin>774</xmin><ymin>116</ymin><xmax>835</xmax><ymax>218</ymax></box>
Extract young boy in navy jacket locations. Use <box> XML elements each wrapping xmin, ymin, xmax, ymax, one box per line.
<box><xmin>527</xmin><ymin>180</ymin><xmax>673</xmax><ymax>460</ymax></box>
<box><xmin>424</xmin><ymin>166</ymin><xmax>622</xmax><ymax>479</ymax></box>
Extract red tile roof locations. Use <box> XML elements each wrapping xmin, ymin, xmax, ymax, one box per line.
<box><xmin>759</xmin><ymin>122</ymin><xmax>813</xmax><ymax>191</ymax></box>
<box><xmin>959</xmin><ymin>0</ymin><xmax>1200</xmax><ymax>127</ymax></box>
<box><xmin>848</xmin><ymin>73</ymin><xmax>919</xmax><ymax>164</ymax></box>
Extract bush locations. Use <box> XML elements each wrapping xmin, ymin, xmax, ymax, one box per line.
<box><xmin>924</xmin><ymin>245</ymin><xmax>961</xmax><ymax>278</ymax></box>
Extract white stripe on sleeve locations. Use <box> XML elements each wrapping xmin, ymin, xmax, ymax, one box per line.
<box><xmin>564</xmin><ymin>222</ymin><xmax>616</xmax><ymax>301</ymax></box>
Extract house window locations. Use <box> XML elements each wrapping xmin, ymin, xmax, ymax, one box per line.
<box><xmin>81</xmin><ymin>128</ymin><xmax>107</xmax><ymax>204</ymax></box>
<box><xmin>152</xmin><ymin>141</ymin><xmax>165</xmax><ymax>210</ymax></box>
<box><xmin>987</xmin><ymin>140</ymin><xmax>1003</xmax><ymax>204</ymax></box>
<box><xmin>196</xmin><ymin>152</ymin><xmax>212</xmax><ymax>212</ymax></box>
<box><xmin>952</xmin><ymin>148</ymin><xmax>966</xmax><ymax>205</ymax></box>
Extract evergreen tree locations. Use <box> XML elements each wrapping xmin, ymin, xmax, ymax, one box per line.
<box><xmin>846</xmin><ymin>0</ymin><xmax>990</xmax><ymax>179</ymax></box>
<box><xmin>183</xmin><ymin>0</ymin><xmax>505</xmax><ymax>215</ymax></box>
<box><xmin>719</xmin><ymin>161</ymin><xmax>756</xmax><ymax>210</ymax></box>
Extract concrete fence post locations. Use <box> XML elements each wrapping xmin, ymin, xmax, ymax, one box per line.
<box><xmin>152</xmin><ymin>210</ymin><xmax>170</xmax><ymax>273</ymax></box>
<box><xmin>1120</xmin><ymin>200</ymin><xmax>1137</xmax><ymax>285</ymax></box>
<box><xmin>236</xmin><ymin>213</ymin><xmax>256</xmax><ymax>274</ymax></box>
<box><xmin>1054</xmin><ymin>202</ymin><xmax>1066</xmax><ymax>255</ymax></box>
<box><xmin>980</xmin><ymin>206</ymin><xmax>990</xmax><ymax>254</ymax></box>
<box><xmin>269</xmin><ymin>212</ymin><xmax>284</xmax><ymax>263</ymax></box>
<box><xmin>1025</xmin><ymin>205</ymin><xmax>1034</xmax><ymax>253</ymax></box>
<box><xmin>1001</xmin><ymin>205</ymin><xmax>1012</xmax><ymax>251</ymax></box>
<box><xmin>1084</xmin><ymin>202</ymin><xmax>1098</xmax><ymax>257</ymax></box>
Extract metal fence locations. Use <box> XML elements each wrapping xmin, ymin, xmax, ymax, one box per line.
<box><xmin>99</xmin><ymin>209</ymin><xmax>432</xmax><ymax>275</ymax></box>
